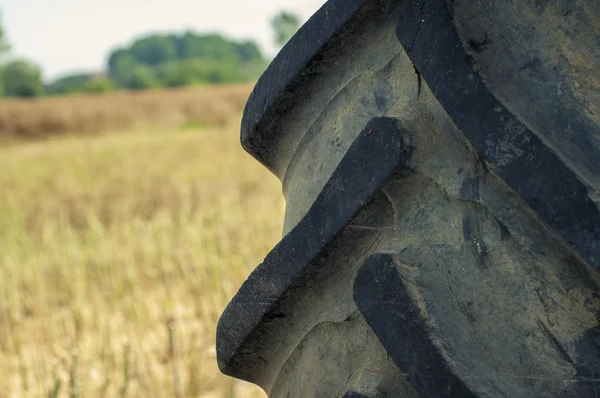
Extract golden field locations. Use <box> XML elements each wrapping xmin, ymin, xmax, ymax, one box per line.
<box><xmin>0</xmin><ymin>84</ymin><xmax>253</xmax><ymax>140</ymax></box>
<box><xmin>0</xmin><ymin>87</ymin><xmax>283</xmax><ymax>397</ymax></box>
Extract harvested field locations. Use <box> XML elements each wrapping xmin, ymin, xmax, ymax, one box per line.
<box><xmin>0</xmin><ymin>116</ymin><xmax>280</xmax><ymax>396</ymax></box>
<box><xmin>0</xmin><ymin>84</ymin><xmax>253</xmax><ymax>140</ymax></box>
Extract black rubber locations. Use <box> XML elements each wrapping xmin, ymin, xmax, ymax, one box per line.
<box><xmin>218</xmin><ymin>0</ymin><xmax>600</xmax><ymax>396</ymax></box>
<box><xmin>217</xmin><ymin>117</ymin><xmax>409</xmax><ymax>379</ymax></box>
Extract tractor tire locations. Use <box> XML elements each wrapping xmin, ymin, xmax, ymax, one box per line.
<box><xmin>217</xmin><ymin>0</ymin><xmax>600</xmax><ymax>396</ymax></box>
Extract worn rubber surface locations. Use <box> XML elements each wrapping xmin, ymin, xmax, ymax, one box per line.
<box><xmin>217</xmin><ymin>116</ymin><xmax>409</xmax><ymax>382</ymax></box>
<box><xmin>218</xmin><ymin>0</ymin><xmax>600</xmax><ymax>396</ymax></box>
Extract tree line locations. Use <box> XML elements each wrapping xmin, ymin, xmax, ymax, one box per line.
<box><xmin>0</xmin><ymin>10</ymin><xmax>300</xmax><ymax>98</ymax></box>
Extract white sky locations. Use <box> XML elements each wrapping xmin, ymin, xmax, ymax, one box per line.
<box><xmin>0</xmin><ymin>0</ymin><xmax>327</xmax><ymax>80</ymax></box>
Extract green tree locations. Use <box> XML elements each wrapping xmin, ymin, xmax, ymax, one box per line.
<box><xmin>81</xmin><ymin>77</ymin><xmax>114</xmax><ymax>93</ymax></box>
<box><xmin>106</xmin><ymin>32</ymin><xmax>268</xmax><ymax>90</ymax></box>
<box><xmin>236</xmin><ymin>41</ymin><xmax>263</xmax><ymax>63</ymax></box>
<box><xmin>0</xmin><ymin>10</ymin><xmax>11</xmax><ymax>96</ymax></box>
<box><xmin>46</xmin><ymin>73</ymin><xmax>115</xmax><ymax>95</ymax></box>
<box><xmin>107</xmin><ymin>50</ymin><xmax>135</xmax><ymax>84</ymax></box>
<box><xmin>107</xmin><ymin>48</ymin><xmax>129</xmax><ymax>73</ymax></box>
<box><xmin>126</xmin><ymin>65</ymin><xmax>159</xmax><ymax>90</ymax></box>
<box><xmin>271</xmin><ymin>11</ymin><xmax>301</xmax><ymax>47</ymax></box>
<box><xmin>2</xmin><ymin>59</ymin><xmax>44</xmax><ymax>98</ymax></box>
<box><xmin>157</xmin><ymin>59</ymin><xmax>245</xmax><ymax>87</ymax></box>
<box><xmin>129</xmin><ymin>35</ymin><xmax>176</xmax><ymax>67</ymax></box>
<box><xmin>107</xmin><ymin>52</ymin><xmax>146</xmax><ymax>89</ymax></box>
<box><xmin>0</xmin><ymin>11</ymin><xmax>9</xmax><ymax>56</ymax></box>
<box><xmin>45</xmin><ymin>73</ymin><xmax>94</xmax><ymax>95</ymax></box>
<box><xmin>157</xmin><ymin>60</ymin><xmax>201</xmax><ymax>87</ymax></box>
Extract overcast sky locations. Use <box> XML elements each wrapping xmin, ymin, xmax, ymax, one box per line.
<box><xmin>1</xmin><ymin>0</ymin><xmax>327</xmax><ymax>80</ymax></box>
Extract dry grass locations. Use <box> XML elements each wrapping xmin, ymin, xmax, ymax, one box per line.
<box><xmin>0</xmin><ymin>84</ymin><xmax>253</xmax><ymax>141</ymax></box>
<box><xmin>0</xmin><ymin>119</ymin><xmax>283</xmax><ymax>397</ymax></box>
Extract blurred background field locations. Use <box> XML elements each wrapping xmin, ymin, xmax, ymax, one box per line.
<box><xmin>0</xmin><ymin>83</ymin><xmax>252</xmax><ymax>140</ymax></box>
<box><xmin>0</xmin><ymin>86</ymin><xmax>284</xmax><ymax>397</ymax></box>
<box><xmin>0</xmin><ymin>1</ymin><xmax>328</xmax><ymax>396</ymax></box>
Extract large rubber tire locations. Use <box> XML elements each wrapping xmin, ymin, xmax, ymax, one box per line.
<box><xmin>217</xmin><ymin>1</ymin><xmax>600</xmax><ymax>396</ymax></box>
